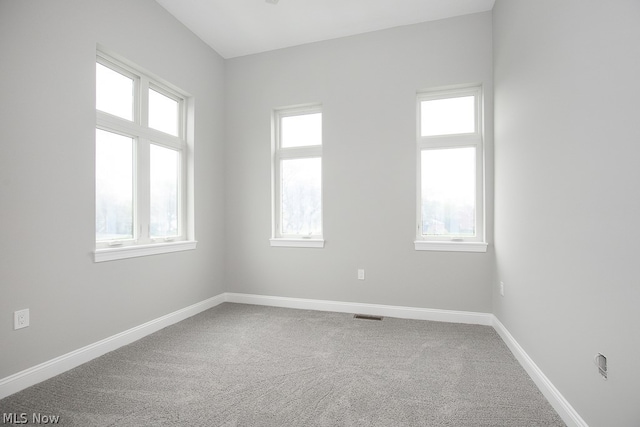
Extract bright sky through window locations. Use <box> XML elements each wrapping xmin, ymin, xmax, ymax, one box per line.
<box><xmin>149</xmin><ymin>88</ymin><xmax>179</xmax><ymax>136</ymax></box>
<box><xmin>95</xmin><ymin>129</ymin><xmax>134</xmax><ymax>241</ymax></box>
<box><xmin>281</xmin><ymin>157</ymin><xmax>322</xmax><ymax>235</ymax></box>
<box><xmin>421</xmin><ymin>147</ymin><xmax>476</xmax><ymax>237</ymax></box>
<box><xmin>150</xmin><ymin>144</ymin><xmax>179</xmax><ymax>238</ymax></box>
<box><xmin>96</xmin><ymin>63</ymin><xmax>133</xmax><ymax>121</ymax></box>
<box><xmin>420</xmin><ymin>96</ymin><xmax>475</xmax><ymax>136</ymax></box>
<box><xmin>281</xmin><ymin>113</ymin><xmax>322</xmax><ymax>148</ymax></box>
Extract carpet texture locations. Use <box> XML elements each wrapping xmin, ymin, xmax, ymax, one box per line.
<box><xmin>0</xmin><ymin>303</ymin><xmax>565</xmax><ymax>426</ymax></box>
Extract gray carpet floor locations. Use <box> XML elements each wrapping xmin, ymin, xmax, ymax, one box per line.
<box><xmin>0</xmin><ymin>303</ymin><xmax>565</xmax><ymax>426</ymax></box>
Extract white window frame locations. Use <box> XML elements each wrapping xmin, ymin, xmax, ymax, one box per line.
<box><xmin>415</xmin><ymin>85</ymin><xmax>487</xmax><ymax>253</ymax></box>
<box><xmin>94</xmin><ymin>50</ymin><xmax>196</xmax><ymax>262</ymax></box>
<box><xmin>270</xmin><ymin>104</ymin><xmax>324</xmax><ymax>248</ymax></box>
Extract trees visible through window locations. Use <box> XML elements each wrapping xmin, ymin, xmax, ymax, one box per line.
<box><xmin>416</xmin><ymin>86</ymin><xmax>485</xmax><ymax>251</ymax></box>
<box><xmin>95</xmin><ymin>52</ymin><xmax>188</xmax><ymax>256</ymax></box>
<box><xmin>271</xmin><ymin>106</ymin><xmax>323</xmax><ymax>246</ymax></box>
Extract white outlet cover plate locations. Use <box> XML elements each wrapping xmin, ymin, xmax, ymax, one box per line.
<box><xmin>14</xmin><ymin>309</ymin><xmax>29</xmax><ymax>330</ymax></box>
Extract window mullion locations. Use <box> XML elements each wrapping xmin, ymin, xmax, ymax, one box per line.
<box><xmin>136</xmin><ymin>137</ymin><xmax>151</xmax><ymax>244</ymax></box>
<box><xmin>141</xmin><ymin>129</ymin><xmax>183</xmax><ymax>150</ymax></box>
<box><xmin>277</xmin><ymin>146</ymin><xmax>322</xmax><ymax>159</ymax></box>
<box><xmin>139</xmin><ymin>76</ymin><xmax>149</xmax><ymax>128</ymax></box>
<box><xmin>418</xmin><ymin>135</ymin><xmax>481</xmax><ymax>150</ymax></box>
<box><xmin>96</xmin><ymin>113</ymin><xmax>141</xmax><ymax>138</ymax></box>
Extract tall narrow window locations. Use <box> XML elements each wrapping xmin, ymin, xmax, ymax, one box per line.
<box><xmin>415</xmin><ymin>86</ymin><xmax>486</xmax><ymax>252</ymax></box>
<box><xmin>271</xmin><ymin>106</ymin><xmax>324</xmax><ymax>248</ymax></box>
<box><xmin>95</xmin><ymin>51</ymin><xmax>194</xmax><ymax>262</ymax></box>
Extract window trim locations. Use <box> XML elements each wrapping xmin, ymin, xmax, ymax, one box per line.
<box><xmin>94</xmin><ymin>49</ymin><xmax>195</xmax><ymax>262</ymax></box>
<box><xmin>415</xmin><ymin>85</ymin><xmax>487</xmax><ymax>253</ymax></box>
<box><xmin>270</xmin><ymin>104</ymin><xmax>324</xmax><ymax>248</ymax></box>
<box><xmin>94</xmin><ymin>240</ymin><xmax>198</xmax><ymax>263</ymax></box>
<box><xmin>269</xmin><ymin>238</ymin><xmax>325</xmax><ymax>248</ymax></box>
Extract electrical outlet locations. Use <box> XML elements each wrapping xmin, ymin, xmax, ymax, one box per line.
<box><xmin>499</xmin><ymin>281</ymin><xmax>505</xmax><ymax>297</ymax></box>
<box><xmin>357</xmin><ymin>269</ymin><xmax>365</xmax><ymax>280</ymax></box>
<box><xmin>14</xmin><ymin>309</ymin><xmax>30</xmax><ymax>330</ymax></box>
<box><xmin>594</xmin><ymin>353</ymin><xmax>607</xmax><ymax>380</ymax></box>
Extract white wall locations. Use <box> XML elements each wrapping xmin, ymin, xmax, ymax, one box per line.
<box><xmin>0</xmin><ymin>0</ymin><xmax>226</xmax><ymax>378</ymax></box>
<box><xmin>225</xmin><ymin>13</ymin><xmax>494</xmax><ymax>313</ymax></box>
<box><xmin>493</xmin><ymin>1</ymin><xmax>640</xmax><ymax>425</ymax></box>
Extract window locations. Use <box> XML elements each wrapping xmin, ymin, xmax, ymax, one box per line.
<box><xmin>95</xmin><ymin>51</ymin><xmax>195</xmax><ymax>262</ymax></box>
<box><xmin>415</xmin><ymin>86</ymin><xmax>487</xmax><ymax>252</ymax></box>
<box><xmin>270</xmin><ymin>105</ymin><xmax>324</xmax><ymax>248</ymax></box>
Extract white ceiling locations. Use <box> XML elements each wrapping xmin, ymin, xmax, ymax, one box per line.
<box><xmin>155</xmin><ymin>0</ymin><xmax>495</xmax><ymax>59</ymax></box>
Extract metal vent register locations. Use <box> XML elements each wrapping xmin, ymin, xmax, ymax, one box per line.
<box><xmin>353</xmin><ymin>314</ymin><xmax>383</xmax><ymax>321</ymax></box>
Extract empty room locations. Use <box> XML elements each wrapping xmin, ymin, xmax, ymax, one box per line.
<box><xmin>0</xmin><ymin>0</ymin><xmax>638</xmax><ymax>425</ymax></box>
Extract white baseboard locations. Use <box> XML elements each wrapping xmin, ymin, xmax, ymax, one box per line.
<box><xmin>0</xmin><ymin>294</ymin><xmax>226</xmax><ymax>400</ymax></box>
<box><xmin>224</xmin><ymin>292</ymin><xmax>493</xmax><ymax>325</ymax></box>
<box><xmin>1</xmin><ymin>291</ymin><xmax>585</xmax><ymax>427</ymax></box>
<box><xmin>492</xmin><ymin>317</ymin><xmax>587</xmax><ymax>427</ymax></box>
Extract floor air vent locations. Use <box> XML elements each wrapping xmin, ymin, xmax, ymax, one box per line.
<box><xmin>353</xmin><ymin>314</ymin><xmax>383</xmax><ymax>321</ymax></box>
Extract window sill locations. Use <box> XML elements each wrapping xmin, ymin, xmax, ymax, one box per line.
<box><xmin>94</xmin><ymin>240</ymin><xmax>197</xmax><ymax>262</ymax></box>
<box><xmin>414</xmin><ymin>240</ymin><xmax>488</xmax><ymax>253</ymax></box>
<box><xmin>270</xmin><ymin>238</ymin><xmax>325</xmax><ymax>248</ymax></box>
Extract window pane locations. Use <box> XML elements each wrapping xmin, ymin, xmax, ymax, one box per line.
<box><xmin>420</xmin><ymin>96</ymin><xmax>475</xmax><ymax>136</ymax></box>
<box><xmin>281</xmin><ymin>113</ymin><xmax>322</xmax><ymax>148</ymax></box>
<box><xmin>421</xmin><ymin>147</ymin><xmax>476</xmax><ymax>237</ymax></box>
<box><xmin>149</xmin><ymin>88</ymin><xmax>179</xmax><ymax>136</ymax></box>
<box><xmin>281</xmin><ymin>157</ymin><xmax>322</xmax><ymax>235</ymax></box>
<box><xmin>96</xmin><ymin>63</ymin><xmax>133</xmax><ymax>121</ymax></box>
<box><xmin>96</xmin><ymin>129</ymin><xmax>134</xmax><ymax>241</ymax></box>
<box><xmin>150</xmin><ymin>144</ymin><xmax>179</xmax><ymax>238</ymax></box>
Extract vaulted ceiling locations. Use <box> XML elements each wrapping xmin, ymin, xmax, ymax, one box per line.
<box><xmin>155</xmin><ymin>0</ymin><xmax>495</xmax><ymax>58</ymax></box>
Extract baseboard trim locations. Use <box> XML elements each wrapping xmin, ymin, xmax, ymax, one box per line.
<box><xmin>224</xmin><ymin>292</ymin><xmax>493</xmax><ymax>326</ymax></box>
<box><xmin>0</xmin><ymin>294</ymin><xmax>226</xmax><ymax>400</ymax></box>
<box><xmin>1</xmin><ymin>292</ymin><xmax>585</xmax><ymax>427</ymax></box>
<box><xmin>492</xmin><ymin>317</ymin><xmax>587</xmax><ymax>427</ymax></box>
